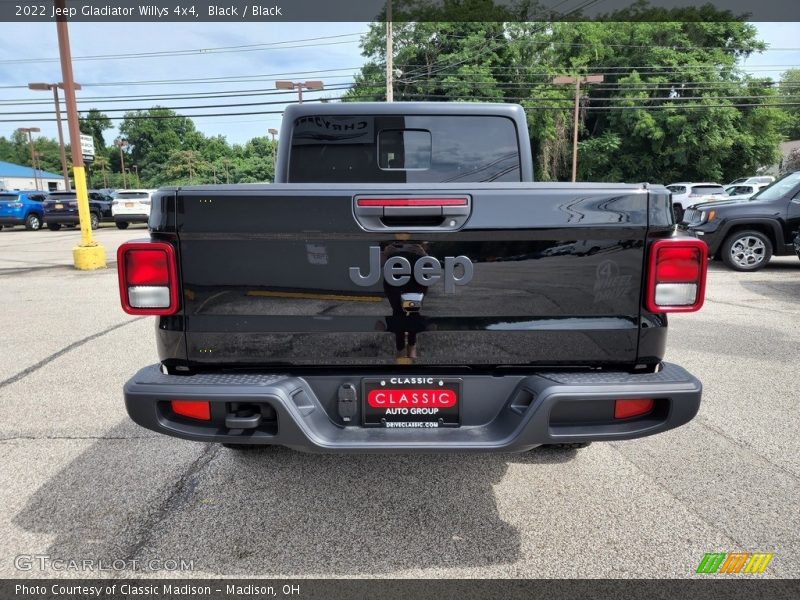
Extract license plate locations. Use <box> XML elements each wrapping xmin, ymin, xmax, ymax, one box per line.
<box><xmin>362</xmin><ymin>378</ymin><xmax>461</xmax><ymax>428</ymax></box>
<box><xmin>54</xmin><ymin>203</ymin><xmax>63</xmax><ymax>209</ymax></box>
<box><xmin>125</xmin><ymin>202</ymin><xmax>134</xmax><ymax>208</ymax></box>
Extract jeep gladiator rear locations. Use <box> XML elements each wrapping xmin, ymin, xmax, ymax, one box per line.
<box><xmin>118</xmin><ymin>102</ymin><xmax>705</xmax><ymax>452</ymax></box>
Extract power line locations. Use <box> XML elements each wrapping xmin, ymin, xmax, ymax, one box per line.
<box><xmin>4</xmin><ymin>97</ymin><xmax>800</xmax><ymax>124</ymax></box>
<box><xmin>0</xmin><ymin>84</ymin><xmax>355</xmax><ymax>107</ymax></box>
<box><xmin>0</xmin><ymin>32</ymin><xmax>366</xmax><ymax>66</ymax></box>
<box><xmin>0</xmin><ymin>68</ymin><xmax>362</xmax><ymax>90</ymax></box>
<box><xmin>0</xmin><ymin>87</ymin><xmax>354</xmax><ymax>116</ymax></box>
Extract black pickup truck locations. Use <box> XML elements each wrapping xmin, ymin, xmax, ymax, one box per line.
<box><xmin>118</xmin><ymin>103</ymin><xmax>706</xmax><ymax>452</ymax></box>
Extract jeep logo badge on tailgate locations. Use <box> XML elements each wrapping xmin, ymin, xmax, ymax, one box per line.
<box><xmin>350</xmin><ymin>246</ymin><xmax>474</xmax><ymax>293</ymax></box>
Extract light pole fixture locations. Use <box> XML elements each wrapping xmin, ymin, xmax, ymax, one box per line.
<box><xmin>275</xmin><ymin>80</ymin><xmax>324</xmax><ymax>104</ymax></box>
<box><xmin>553</xmin><ymin>74</ymin><xmax>604</xmax><ymax>182</ymax></box>
<box><xmin>28</xmin><ymin>82</ymin><xmax>81</xmax><ymax>191</ymax></box>
<box><xmin>115</xmin><ymin>138</ymin><xmax>129</xmax><ymax>189</ymax></box>
<box><xmin>16</xmin><ymin>127</ymin><xmax>41</xmax><ymax>190</ymax></box>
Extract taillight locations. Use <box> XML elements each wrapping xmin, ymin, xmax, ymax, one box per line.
<box><xmin>171</xmin><ymin>400</ymin><xmax>210</xmax><ymax>421</ymax></box>
<box><xmin>614</xmin><ymin>399</ymin><xmax>655</xmax><ymax>420</ymax></box>
<box><xmin>117</xmin><ymin>241</ymin><xmax>179</xmax><ymax>315</ymax></box>
<box><xmin>646</xmin><ymin>238</ymin><xmax>707</xmax><ymax>313</ymax></box>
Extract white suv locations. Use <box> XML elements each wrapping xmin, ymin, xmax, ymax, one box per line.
<box><xmin>112</xmin><ymin>189</ymin><xmax>155</xmax><ymax>230</ymax></box>
<box><xmin>666</xmin><ymin>182</ymin><xmax>726</xmax><ymax>221</ymax></box>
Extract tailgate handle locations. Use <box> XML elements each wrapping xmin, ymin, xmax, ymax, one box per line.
<box><xmin>353</xmin><ymin>195</ymin><xmax>471</xmax><ymax>231</ymax></box>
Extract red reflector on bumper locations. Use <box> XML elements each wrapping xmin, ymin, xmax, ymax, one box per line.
<box><xmin>614</xmin><ymin>398</ymin><xmax>655</xmax><ymax>420</ymax></box>
<box><xmin>171</xmin><ymin>400</ymin><xmax>211</xmax><ymax>421</ymax></box>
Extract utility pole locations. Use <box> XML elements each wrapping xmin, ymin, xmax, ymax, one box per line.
<box><xmin>17</xmin><ymin>127</ymin><xmax>41</xmax><ymax>190</ymax></box>
<box><xmin>275</xmin><ymin>80</ymin><xmax>324</xmax><ymax>103</ymax></box>
<box><xmin>268</xmin><ymin>128</ymin><xmax>278</xmax><ymax>175</ymax></box>
<box><xmin>115</xmin><ymin>139</ymin><xmax>128</xmax><ymax>188</ymax></box>
<box><xmin>386</xmin><ymin>0</ymin><xmax>393</xmax><ymax>102</ymax></box>
<box><xmin>28</xmin><ymin>82</ymin><xmax>80</xmax><ymax>191</ymax></box>
<box><xmin>553</xmin><ymin>74</ymin><xmax>604</xmax><ymax>182</ymax></box>
<box><xmin>56</xmin><ymin>0</ymin><xmax>104</xmax><ymax>269</ymax></box>
<box><xmin>33</xmin><ymin>151</ymin><xmax>42</xmax><ymax>189</ymax></box>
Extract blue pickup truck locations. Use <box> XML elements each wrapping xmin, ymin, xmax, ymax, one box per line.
<box><xmin>0</xmin><ymin>190</ymin><xmax>47</xmax><ymax>231</ymax></box>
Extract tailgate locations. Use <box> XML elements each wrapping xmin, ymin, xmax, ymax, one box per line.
<box><xmin>173</xmin><ymin>183</ymin><xmax>651</xmax><ymax>367</ymax></box>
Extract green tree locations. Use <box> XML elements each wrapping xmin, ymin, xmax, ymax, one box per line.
<box><xmin>79</xmin><ymin>109</ymin><xmax>112</xmax><ymax>154</ymax></box>
<box><xmin>348</xmin><ymin>8</ymin><xmax>784</xmax><ymax>182</ymax></box>
<box><xmin>117</xmin><ymin>107</ymin><xmax>200</xmax><ymax>184</ymax></box>
<box><xmin>777</xmin><ymin>69</ymin><xmax>800</xmax><ymax>140</ymax></box>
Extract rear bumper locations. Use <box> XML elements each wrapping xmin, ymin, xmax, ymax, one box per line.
<box><xmin>124</xmin><ymin>363</ymin><xmax>702</xmax><ymax>453</ymax></box>
<box><xmin>113</xmin><ymin>213</ymin><xmax>149</xmax><ymax>223</ymax></box>
<box><xmin>45</xmin><ymin>213</ymin><xmax>82</xmax><ymax>224</ymax></box>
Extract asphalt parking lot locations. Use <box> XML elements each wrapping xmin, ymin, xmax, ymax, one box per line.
<box><xmin>0</xmin><ymin>226</ymin><xmax>798</xmax><ymax>579</ymax></box>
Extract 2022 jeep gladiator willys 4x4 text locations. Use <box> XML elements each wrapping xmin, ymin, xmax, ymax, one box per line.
<box><xmin>117</xmin><ymin>102</ymin><xmax>706</xmax><ymax>452</ymax></box>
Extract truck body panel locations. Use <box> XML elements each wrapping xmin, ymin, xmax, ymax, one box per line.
<box><xmin>153</xmin><ymin>182</ymin><xmax>663</xmax><ymax>369</ymax></box>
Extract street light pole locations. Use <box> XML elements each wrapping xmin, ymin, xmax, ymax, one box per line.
<box><xmin>132</xmin><ymin>165</ymin><xmax>140</xmax><ymax>187</ymax></box>
<box><xmin>268</xmin><ymin>128</ymin><xmax>278</xmax><ymax>175</ymax></box>
<box><xmin>275</xmin><ymin>80</ymin><xmax>324</xmax><ymax>104</ymax></box>
<box><xmin>17</xmin><ymin>127</ymin><xmax>41</xmax><ymax>190</ymax></box>
<box><xmin>55</xmin><ymin>0</ymin><xmax>105</xmax><ymax>269</ymax></box>
<box><xmin>386</xmin><ymin>0</ymin><xmax>393</xmax><ymax>102</ymax></box>
<box><xmin>28</xmin><ymin>82</ymin><xmax>80</xmax><ymax>191</ymax></box>
<box><xmin>553</xmin><ymin>74</ymin><xmax>604</xmax><ymax>182</ymax></box>
<box><xmin>33</xmin><ymin>151</ymin><xmax>42</xmax><ymax>190</ymax></box>
<box><xmin>115</xmin><ymin>139</ymin><xmax>128</xmax><ymax>189</ymax></box>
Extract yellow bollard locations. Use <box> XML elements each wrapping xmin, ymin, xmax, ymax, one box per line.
<box><xmin>71</xmin><ymin>165</ymin><xmax>106</xmax><ymax>270</ymax></box>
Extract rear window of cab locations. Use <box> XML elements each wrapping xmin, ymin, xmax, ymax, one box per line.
<box><xmin>289</xmin><ymin>114</ymin><xmax>521</xmax><ymax>184</ymax></box>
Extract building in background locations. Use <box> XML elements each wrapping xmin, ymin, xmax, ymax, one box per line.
<box><xmin>777</xmin><ymin>140</ymin><xmax>800</xmax><ymax>174</ymax></box>
<box><xmin>0</xmin><ymin>161</ymin><xmax>66</xmax><ymax>192</ymax></box>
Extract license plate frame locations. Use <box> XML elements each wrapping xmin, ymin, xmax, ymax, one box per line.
<box><xmin>125</xmin><ymin>202</ymin><xmax>134</xmax><ymax>208</ymax></box>
<box><xmin>361</xmin><ymin>377</ymin><xmax>461</xmax><ymax>428</ymax></box>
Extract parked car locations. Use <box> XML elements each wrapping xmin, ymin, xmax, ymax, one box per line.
<box><xmin>89</xmin><ymin>190</ymin><xmax>115</xmax><ymax>221</ymax></box>
<box><xmin>0</xmin><ymin>190</ymin><xmax>47</xmax><ymax>230</ymax></box>
<box><xmin>112</xmin><ymin>189</ymin><xmax>155</xmax><ymax>229</ymax></box>
<box><xmin>683</xmin><ymin>171</ymin><xmax>800</xmax><ymax>271</ymax></box>
<box><xmin>726</xmin><ymin>176</ymin><xmax>775</xmax><ymax>187</ymax></box>
<box><xmin>44</xmin><ymin>190</ymin><xmax>112</xmax><ymax>230</ymax></box>
<box><xmin>723</xmin><ymin>183</ymin><xmax>770</xmax><ymax>201</ymax></box>
<box><xmin>667</xmin><ymin>183</ymin><xmax>727</xmax><ymax>221</ymax></box>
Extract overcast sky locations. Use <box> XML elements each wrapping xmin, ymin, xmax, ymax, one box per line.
<box><xmin>0</xmin><ymin>22</ymin><xmax>797</xmax><ymax>147</ymax></box>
